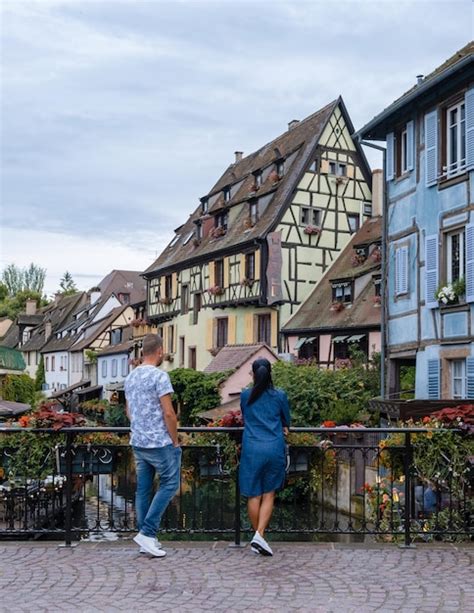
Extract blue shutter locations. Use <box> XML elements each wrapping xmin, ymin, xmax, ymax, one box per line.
<box><xmin>466</xmin><ymin>358</ymin><xmax>474</xmax><ymax>399</ymax></box>
<box><xmin>466</xmin><ymin>88</ymin><xmax>474</xmax><ymax>170</ymax></box>
<box><xmin>466</xmin><ymin>224</ymin><xmax>474</xmax><ymax>302</ymax></box>
<box><xmin>386</xmin><ymin>132</ymin><xmax>395</xmax><ymax>181</ymax></box>
<box><xmin>427</xmin><ymin>359</ymin><xmax>440</xmax><ymax>399</ymax></box>
<box><xmin>425</xmin><ymin>234</ymin><xmax>439</xmax><ymax>309</ymax></box>
<box><xmin>424</xmin><ymin>110</ymin><xmax>438</xmax><ymax>186</ymax></box>
<box><xmin>406</xmin><ymin>120</ymin><xmax>415</xmax><ymax>171</ymax></box>
<box><xmin>395</xmin><ymin>246</ymin><xmax>408</xmax><ymax>295</ymax></box>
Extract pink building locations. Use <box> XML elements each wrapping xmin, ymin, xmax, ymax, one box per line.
<box><xmin>282</xmin><ymin>217</ymin><xmax>382</xmax><ymax>367</ymax></box>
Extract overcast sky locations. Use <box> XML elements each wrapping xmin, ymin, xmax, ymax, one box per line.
<box><xmin>1</xmin><ymin>0</ymin><xmax>472</xmax><ymax>296</ymax></box>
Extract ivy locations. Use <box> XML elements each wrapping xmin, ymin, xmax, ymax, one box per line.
<box><xmin>0</xmin><ymin>373</ymin><xmax>36</xmax><ymax>406</ymax></box>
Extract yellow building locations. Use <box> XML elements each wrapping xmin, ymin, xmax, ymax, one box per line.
<box><xmin>143</xmin><ymin>98</ymin><xmax>373</xmax><ymax>371</ymax></box>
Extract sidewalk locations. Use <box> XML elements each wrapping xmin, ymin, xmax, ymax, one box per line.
<box><xmin>1</xmin><ymin>541</ymin><xmax>472</xmax><ymax>612</ymax></box>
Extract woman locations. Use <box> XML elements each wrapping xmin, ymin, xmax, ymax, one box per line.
<box><xmin>239</xmin><ymin>358</ymin><xmax>290</xmax><ymax>556</ymax></box>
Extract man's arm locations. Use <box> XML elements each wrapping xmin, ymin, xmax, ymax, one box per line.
<box><xmin>160</xmin><ymin>394</ymin><xmax>179</xmax><ymax>446</ymax></box>
<box><xmin>125</xmin><ymin>400</ymin><xmax>130</xmax><ymax>422</ymax></box>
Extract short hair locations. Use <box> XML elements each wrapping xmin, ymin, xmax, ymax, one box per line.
<box><xmin>142</xmin><ymin>334</ymin><xmax>163</xmax><ymax>356</ymax></box>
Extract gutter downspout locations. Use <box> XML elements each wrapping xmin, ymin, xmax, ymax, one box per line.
<box><xmin>358</xmin><ymin>139</ymin><xmax>387</xmax><ymax>399</ymax></box>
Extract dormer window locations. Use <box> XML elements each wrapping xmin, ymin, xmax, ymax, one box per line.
<box><xmin>201</xmin><ymin>198</ymin><xmax>208</xmax><ymax>214</ymax></box>
<box><xmin>196</xmin><ymin>221</ymin><xmax>203</xmax><ymax>240</ymax></box>
<box><xmin>215</xmin><ymin>212</ymin><xmax>228</xmax><ymax>230</ymax></box>
<box><xmin>332</xmin><ymin>281</ymin><xmax>352</xmax><ymax>303</ymax></box>
<box><xmin>223</xmin><ymin>187</ymin><xmax>231</xmax><ymax>203</ymax></box>
<box><xmin>253</xmin><ymin>170</ymin><xmax>262</xmax><ymax>188</ymax></box>
<box><xmin>249</xmin><ymin>200</ymin><xmax>258</xmax><ymax>224</ymax></box>
<box><xmin>276</xmin><ymin>160</ymin><xmax>284</xmax><ymax>177</ymax></box>
<box><xmin>169</xmin><ymin>234</ymin><xmax>180</xmax><ymax>247</ymax></box>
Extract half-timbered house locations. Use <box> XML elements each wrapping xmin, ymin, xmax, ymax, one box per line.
<box><xmin>144</xmin><ymin>98</ymin><xmax>373</xmax><ymax>371</ymax></box>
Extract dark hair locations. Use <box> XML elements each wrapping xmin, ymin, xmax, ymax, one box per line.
<box><xmin>142</xmin><ymin>334</ymin><xmax>163</xmax><ymax>356</ymax></box>
<box><xmin>247</xmin><ymin>358</ymin><xmax>274</xmax><ymax>405</ymax></box>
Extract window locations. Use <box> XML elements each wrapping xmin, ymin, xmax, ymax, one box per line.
<box><xmin>452</xmin><ymin>359</ymin><xmax>466</xmax><ymax>399</ymax></box>
<box><xmin>192</xmin><ymin>292</ymin><xmax>202</xmax><ymax>325</ymax></box>
<box><xmin>216</xmin><ymin>318</ymin><xmax>228</xmax><ymax>348</ymax></box>
<box><xmin>183</xmin><ymin>231</ymin><xmax>194</xmax><ymax>245</ymax></box>
<box><xmin>27</xmin><ymin>352</ymin><xmax>31</xmax><ymax>366</ymax></box>
<box><xmin>446</xmin><ymin>229</ymin><xmax>465</xmax><ymax>284</ymax></box>
<box><xmin>118</xmin><ymin>293</ymin><xmax>130</xmax><ymax>304</ymax></box>
<box><xmin>189</xmin><ymin>347</ymin><xmax>197</xmax><ymax>370</ymax></box>
<box><xmin>215</xmin><ymin>211</ymin><xmax>228</xmax><ymax>229</ymax></box>
<box><xmin>102</xmin><ymin>361</ymin><xmax>107</xmax><ymax>378</ymax></box>
<box><xmin>309</xmin><ymin>158</ymin><xmax>319</xmax><ymax>172</ymax></box>
<box><xmin>300</xmin><ymin>207</ymin><xmax>321</xmax><ymax>226</ymax></box>
<box><xmin>201</xmin><ymin>198</ymin><xmax>208</xmax><ymax>214</ymax></box>
<box><xmin>111</xmin><ymin>359</ymin><xmax>118</xmax><ymax>378</ymax></box>
<box><xmin>374</xmin><ymin>277</ymin><xmax>381</xmax><ymax>297</ymax></box>
<box><xmin>276</xmin><ymin>160</ymin><xmax>284</xmax><ymax>176</ymax></box>
<box><xmin>179</xmin><ymin>336</ymin><xmax>185</xmax><ymax>367</ymax></box>
<box><xmin>347</xmin><ymin>214</ymin><xmax>360</xmax><ymax>234</ymax></box>
<box><xmin>249</xmin><ymin>201</ymin><xmax>258</xmax><ymax>224</ymax></box>
<box><xmin>165</xmin><ymin>274</ymin><xmax>172</xmax><ymax>299</ymax></box>
<box><xmin>395</xmin><ymin>245</ymin><xmax>409</xmax><ymax>296</ymax></box>
<box><xmin>446</xmin><ymin>101</ymin><xmax>466</xmax><ymax>176</ymax></box>
<box><xmin>168</xmin><ymin>325</ymin><xmax>175</xmax><ymax>354</ymax></box>
<box><xmin>256</xmin><ymin>314</ymin><xmax>271</xmax><ymax>345</ymax></box>
<box><xmin>181</xmin><ymin>284</ymin><xmax>189</xmax><ymax>314</ymax></box>
<box><xmin>329</xmin><ymin>161</ymin><xmax>347</xmax><ymax>176</ymax></box>
<box><xmin>36</xmin><ymin>352</ymin><xmax>40</xmax><ymax>365</ymax></box>
<box><xmin>196</xmin><ymin>222</ymin><xmax>202</xmax><ymax>240</ymax></box>
<box><xmin>245</xmin><ymin>253</ymin><xmax>256</xmax><ymax>280</ymax></box>
<box><xmin>215</xmin><ymin>260</ymin><xmax>224</xmax><ymax>287</ymax></box>
<box><xmin>363</xmin><ymin>202</ymin><xmax>373</xmax><ymax>216</ymax></box>
<box><xmin>332</xmin><ymin>282</ymin><xmax>352</xmax><ymax>303</ymax></box>
<box><xmin>223</xmin><ymin>187</ymin><xmax>231</xmax><ymax>203</ymax></box>
<box><xmin>121</xmin><ymin>357</ymin><xmax>128</xmax><ymax>377</ymax></box>
<box><xmin>400</xmin><ymin>127</ymin><xmax>408</xmax><ymax>174</ymax></box>
<box><xmin>169</xmin><ymin>234</ymin><xmax>180</xmax><ymax>247</ymax></box>
<box><xmin>253</xmin><ymin>170</ymin><xmax>262</xmax><ymax>188</ymax></box>
<box><xmin>110</xmin><ymin>328</ymin><xmax>122</xmax><ymax>345</ymax></box>
<box><xmin>51</xmin><ymin>356</ymin><xmax>55</xmax><ymax>372</ymax></box>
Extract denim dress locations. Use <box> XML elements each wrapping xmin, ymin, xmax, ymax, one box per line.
<box><xmin>239</xmin><ymin>388</ymin><xmax>291</xmax><ymax>497</ymax></box>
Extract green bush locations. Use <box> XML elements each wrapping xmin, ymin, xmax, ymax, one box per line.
<box><xmin>104</xmin><ymin>403</ymin><xmax>129</xmax><ymax>427</ymax></box>
<box><xmin>0</xmin><ymin>374</ymin><xmax>36</xmax><ymax>406</ymax></box>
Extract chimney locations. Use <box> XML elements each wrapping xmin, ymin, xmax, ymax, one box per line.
<box><xmin>25</xmin><ymin>299</ymin><xmax>37</xmax><ymax>315</ymax></box>
<box><xmin>45</xmin><ymin>321</ymin><xmax>52</xmax><ymax>340</ymax></box>
<box><xmin>288</xmin><ymin>119</ymin><xmax>300</xmax><ymax>130</ymax></box>
<box><xmin>371</xmin><ymin>169</ymin><xmax>383</xmax><ymax>217</ymax></box>
<box><xmin>234</xmin><ymin>151</ymin><xmax>243</xmax><ymax>163</ymax></box>
<box><xmin>416</xmin><ymin>74</ymin><xmax>424</xmax><ymax>85</ymax></box>
<box><xmin>89</xmin><ymin>287</ymin><xmax>101</xmax><ymax>305</ymax></box>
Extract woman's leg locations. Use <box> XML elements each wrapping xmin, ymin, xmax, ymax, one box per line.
<box><xmin>257</xmin><ymin>491</ymin><xmax>275</xmax><ymax>537</ymax></box>
<box><xmin>247</xmin><ymin>495</ymin><xmax>262</xmax><ymax>531</ymax></box>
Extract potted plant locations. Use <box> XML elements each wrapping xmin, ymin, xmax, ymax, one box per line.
<box><xmin>304</xmin><ymin>225</ymin><xmax>321</xmax><ymax>236</ymax></box>
<box><xmin>351</xmin><ymin>252</ymin><xmax>367</xmax><ymax>267</ymax></box>
<box><xmin>371</xmin><ymin>246</ymin><xmax>382</xmax><ymax>263</ymax></box>
<box><xmin>208</xmin><ymin>285</ymin><xmax>225</xmax><ymax>297</ymax></box>
<box><xmin>243</xmin><ymin>217</ymin><xmax>254</xmax><ymax>230</ymax></box>
<box><xmin>330</xmin><ymin>301</ymin><xmax>345</xmax><ymax>312</ymax></box>
<box><xmin>436</xmin><ymin>278</ymin><xmax>465</xmax><ymax>305</ymax></box>
<box><xmin>210</xmin><ymin>226</ymin><xmax>226</xmax><ymax>239</ymax></box>
<box><xmin>373</xmin><ymin>295</ymin><xmax>382</xmax><ymax>307</ymax></box>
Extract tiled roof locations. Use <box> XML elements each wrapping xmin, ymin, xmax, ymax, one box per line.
<box><xmin>283</xmin><ymin>217</ymin><xmax>382</xmax><ymax>333</ymax></box>
<box><xmin>0</xmin><ymin>324</ymin><xmax>19</xmax><ymax>349</ymax></box>
<box><xmin>144</xmin><ymin>99</ymin><xmax>343</xmax><ymax>276</ymax></box>
<box><xmin>358</xmin><ymin>42</ymin><xmax>474</xmax><ymax>139</ymax></box>
<box><xmin>96</xmin><ymin>338</ymin><xmax>135</xmax><ymax>357</ymax></box>
<box><xmin>98</xmin><ymin>270</ymin><xmax>147</xmax><ymax>304</ymax></box>
<box><xmin>17</xmin><ymin>314</ymin><xmax>43</xmax><ymax>326</ymax></box>
<box><xmin>203</xmin><ymin>343</ymin><xmax>278</xmax><ymax>374</ymax></box>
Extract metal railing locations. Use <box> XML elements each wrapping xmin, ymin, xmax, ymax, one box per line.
<box><xmin>0</xmin><ymin>426</ymin><xmax>472</xmax><ymax>547</ymax></box>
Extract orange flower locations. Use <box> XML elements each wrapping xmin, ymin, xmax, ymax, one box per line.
<box><xmin>18</xmin><ymin>415</ymin><xmax>30</xmax><ymax>428</ymax></box>
<box><xmin>322</xmin><ymin>420</ymin><xmax>336</xmax><ymax>428</ymax></box>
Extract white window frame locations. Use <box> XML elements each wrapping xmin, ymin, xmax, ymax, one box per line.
<box><xmin>249</xmin><ymin>201</ymin><xmax>258</xmax><ymax>224</ymax></box>
<box><xmin>400</xmin><ymin>128</ymin><xmax>408</xmax><ymax>174</ymax></box>
<box><xmin>121</xmin><ymin>357</ymin><xmax>128</xmax><ymax>377</ymax></box>
<box><xmin>446</xmin><ymin>229</ymin><xmax>465</xmax><ymax>284</ymax></box>
<box><xmin>451</xmin><ymin>359</ymin><xmax>466</xmax><ymax>399</ymax></box>
<box><xmin>446</xmin><ymin>101</ymin><xmax>466</xmax><ymax>176</ymax></box>
<box><xmin>348</xmin><ymin>214</ymin><xmax>360</xmax><ymax>234</ymax></box>
<box><xmin>111</xmin><ymin>359</ymin><xmax>118</xmax><ymax>378</ymax></box>
<box><xmin>102</xmin><ymin>360</ymin><xmax>107</xmax><ymax>378</ymax></box>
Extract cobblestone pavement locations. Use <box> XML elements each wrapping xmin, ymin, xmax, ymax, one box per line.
<box><xmin>1</xmin><ymin>541</ymin><xmax>473</xmax><ymax>612</ymax></box>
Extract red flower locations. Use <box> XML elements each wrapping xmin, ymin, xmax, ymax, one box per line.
<box><xmin>322</xmin><ymin>420</ymin><xmax>336</xmax><ymax>428</ymax></box>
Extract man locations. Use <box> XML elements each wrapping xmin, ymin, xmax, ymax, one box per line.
<box><xmin>125</xmin><ymin>333</ymin><xmax>181</xmax><ymax>557</ymax></box>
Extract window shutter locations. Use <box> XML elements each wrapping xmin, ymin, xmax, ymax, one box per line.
<box><xmin>395</xmin><ymin>246</ymin><xmax>408</xmax><ymax>295</ymax></box>
<box><xmin>386</xmin><ymin>132</ymin><xmax>395</xmax><ymax>181</ymax></box>
<box><xmin>239</xmin><ymin>254</ymin><xmax>246</xmax><ymax>282</ymax></box>
<box><xmin>466</xmin><ymin>224</ymin><xmax>474</xmax><ymax>302</ymax></box>
<box><xmin>406</xmin><ymin>120</ymin><xmax>415</xmax><ymax>171</ymax></box>
<box><xmin>270</xmin><ymin>310</ymin><xmax>278</xmax><ymax>348</ymax></box>
<box><xmin>254</xmin><ymin>250</ymin><xmax>261</xmax><ymax>280</ymax></box>
<box><xmin>466</xmin><ymin>87</ymin><xmax>474</xmax><ymax>170</ymax></box>
<box><xmin>320</xmin><ymin>159</ymin><xmax>329</xmax><ymax>174</ymax></box>
<box><xmin>427</xmin><ymin>359</ymin><xmax>440</xmax><ymax>399</ymax></box>
<box><xmin>208</xmin><ymin>262</ymin><xmax>215</xmax><ymax>288</ymax></box>
<box><xmin>159</xmin><ymin>276</ymin><xmax>166</xmax><ymax>298</ymax></box>
<box><xmin>223</xmin><ymin>257</ymin><xmax>230</xmax><ymax>288</ymax></box>
<box><xmin>424</xmin><ymin>110</ymin><xmax>438</xmax><ymax>186</ymax></box>
<box><xmin>227</xmin><ymin>315</ymin><xmax>237</xmax><ymax>345</ymax></box>
<box><xmin>244</xmin><ymin>313</ymin><xmax>254</xmax><ymax>344</ymax></box>
<box><xmin>425</xmin><ymin>234</ymin><xmax>439</xmax><ymax>308</ymax></box>
<box><xmin>206</xmin><ymin>319</ymin><xmax>214</xmax><ymax>351</ymax></box>
<box><xmin>172</xmin><ymin>273</ymin><xmax>178</xmax><ymax>299</ymax></box>
<box><xmin>466</xmin><ymin>357</ymin><xmax>474</xmax><ymax>399</ymax></box>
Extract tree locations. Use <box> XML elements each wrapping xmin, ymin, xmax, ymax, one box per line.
<box><xmin>59</xmin><ymin>271</ymin><xmax>78</xmax><ymax>295</ymax></box>
<box><xmin>0</xmin><ymin>290</ymin><xmax>45</xmax><ymax>320</ymax></box>
<box><xmin>169</xmin><ymin>368</ymin><xmax>229</xmax><ymax>425</ymax></box>
<box><xmin>1</xmin><ymin>263</ymin><xmax>46</xmax><ymax>296</ymax></box>
<box><xmin>0</xmin><ymin>374</ymin><xmax>36</xmax><ymax>406</ymax></box>
<box><xmin>35</xmin><ymin>355</ymin><xmax>46</xmax><ymax>391</ymax></box>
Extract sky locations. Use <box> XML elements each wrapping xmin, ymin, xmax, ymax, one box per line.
<box><xmin>1</xmin><ymin>0</ymin><xmax>473</xmax><ymax>296</ymax></box>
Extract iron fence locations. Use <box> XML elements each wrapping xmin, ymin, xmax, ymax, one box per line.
<box><xmin>0</xmin><ymin>426</ymin><xmax>472</xmax><ymax>547</ymax></box>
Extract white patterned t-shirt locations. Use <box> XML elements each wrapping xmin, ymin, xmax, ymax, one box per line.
<box><xmin>124</xmin><ymin>365</ymin><xmax>174</xmax><ymax>448</ymax></box>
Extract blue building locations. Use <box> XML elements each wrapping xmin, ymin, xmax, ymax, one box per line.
<box><xmin>358</xmin><ymin>42</ymin><xmax>474</xmax><ymax>399</ymax></box>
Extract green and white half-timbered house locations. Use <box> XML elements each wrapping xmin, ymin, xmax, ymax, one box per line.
<box><xmin>143</xmin><ymin>98</ymin><xmax>373</xmax><ymax>371</ymax></box>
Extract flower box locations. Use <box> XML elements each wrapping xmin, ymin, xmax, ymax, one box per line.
<box><xmin>56</xmin><ymin>447</ymin><xmax>117</xmax><ymax>475</ymax></box>
<box><xmin>208</xmin><ymin>286</ymin><xmax>225</xmax><ymax>297</ymax></box>
<box><xmin>304</xmin><ymin>225</ymin><xmax>321</xmax><ymax>236</ymax></box>
<box><xmin>330</xmin><ymin>301</ymin><xmax>345</xmax><ymax>312</ymax></box>
<box><xmin>210</xmin><ymin>226</ymin><xmax>226</xmax><ymax>239</ymax></box>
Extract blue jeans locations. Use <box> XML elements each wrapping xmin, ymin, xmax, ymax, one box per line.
<box><xmin>133</xmin><ymin>444</ymin><xmax>182</xmax><ymax>538</ymax></box>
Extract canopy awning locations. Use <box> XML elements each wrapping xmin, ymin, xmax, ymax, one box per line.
<box><xmin>332</xmin><ymin>335</ymin><xmax>349</xmax><ymax>343</ymax></box>
<box><xmin>51</xmin><ymin>380</ymin><xmax>91</xmax><ymax>399</ymax></box>
<box><xmin>347</xmin><ymin>334</ymin><xmax>366</xmax><ymax>342</ymax></box>
<box><xmin>294</xmin><ymin>338</ymin><xmax>306</xmax><ymax>350</ymax></box>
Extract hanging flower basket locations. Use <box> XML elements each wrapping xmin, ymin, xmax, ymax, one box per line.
<box><xmin>330</xmin><ymin>301</ymin><xmax>345</xmax><ymax>312</ymax></box>
<box><xmin>304</xmin><ymin>225</ymin><xmax>321</xmax><ymax>235</ymax></box>
<box><xmin>208</xmin><ymin>285</ymin><xmax>225</xmax><ymax>296</ymax></box>
<box><xmin>131</xmin><ymin>318</ymin><xmax>146</xmax><ymax>327</ymax></box>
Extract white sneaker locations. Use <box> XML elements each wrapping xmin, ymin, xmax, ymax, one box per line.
<box><xmin>250</xmin><ymin>531</ymin><xmax>273</xmax><ymax>556</ymax></box>
<box><xmin>139</xmin><ymin>539</ymin><xmax>162</xmax><ymax>554</ymax></box>
<box><xmin>133</xmin><ymin>533</ymin><xmax>166</xmax><ymax>557</ymax></box>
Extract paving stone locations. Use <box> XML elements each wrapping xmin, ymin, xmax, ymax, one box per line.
<box><xmin>0</xmin><ymin>541</ymin><xmax>472</xmax><ymax>612</ymax></box>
